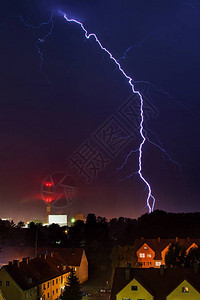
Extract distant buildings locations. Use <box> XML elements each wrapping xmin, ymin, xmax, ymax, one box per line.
<box><xmin>111</xmin><ymin>265</ymin><xmax>200</xmax><ymax>300</ymax></box>
<box><xmin>135</xmin><ymin>237</ymin><xmax>200</xmax><ymax>268</ymax></box>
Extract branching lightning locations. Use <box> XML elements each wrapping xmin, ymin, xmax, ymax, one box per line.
<box><xmin>63</xmin><ymin>14</ymin><xmax>156</xmax><ymax>213</ymax></box>
<box><xmin>19</xmin><ymin>12</ymin><xmax>54</xmax><ymax>83</ymax></box>
<box><xmin>16</xmin><ymin>10</ymin><xmax>185</xmax><ymax>213</ymax></box>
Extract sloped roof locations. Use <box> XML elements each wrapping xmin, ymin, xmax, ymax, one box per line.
<box><xmin>0</xmin><ymin>246</ymin><xmax>85</xmax><ymax>267</ymax></box>
<box><xmin>111</xmin><ymin>267</ymin><xmax>200</xmax><ymax>300</ymax></box>
<box><xmin>135</xmin><ymin>238</ymin><xmax>200</xmax><ymax>260</ymax></box>
<box><xmin>3</xmin><ymin>255</ymin><xmax>71</xmax><ymax>291</ymax></box>
<box><xmin>49</xmin><ymin>248</ymin><xmax>84</xmax><ymax>267</ymax></box>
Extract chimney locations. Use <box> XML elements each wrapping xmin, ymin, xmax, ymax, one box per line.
<box><xmin>13</xmin><ymin>260</ymin><xmax>20</xmax><ymax>267</ymax></box>
<box><xmin>175</xmin><ymin>237</ymin><xmax>178</xmax><ymax>242</ymax></box>
<box><xmin>160</xmin><ymin>265</ymin><xmax>164</xmax><ymax>275</ymax></box>
<box><xmin>125</xmin><ymin>263</ymin><xmax>131</xmax><ymax>281</ymax></box>
<box><xmin>22</xmin><ymin>257</ymin><xmax>29</xmax><ymax>264</ymax></box>
<box><xmin>194</xmin><ymin>263</ymin><xmax>199</xmax><ymax>275</ymax></box>
<box><xmin>158</xmin><ymin>237</ymin><xmax>160</xmax><ymax>243</ymax></box>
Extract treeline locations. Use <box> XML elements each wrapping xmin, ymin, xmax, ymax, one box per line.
<box><xmin>1</xmin><ymin>210</ymin><xmax>200</xmax><ymax>277</ymax></box>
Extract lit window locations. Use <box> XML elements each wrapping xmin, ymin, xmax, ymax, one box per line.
<box><xmin>155</xmin><ymin>261</ymin><xmax>161</xmax><ymax>267</ymax></box>
<box><xmin>144</xmin><ymin>246</ymin><xmax>147</xmax><ymax>250</ymax></box>
<box><xmin>6</xmin><ymin>281</ymin><xmax>10</xmax><ymax>287</ymax></box>
<box><xmin>131</xmin><ymin>286</ymin><xmax>138</xmax><ymax>291</ymax></box>
<box><xmin>147</xmin><ymin>254</ymin><xmax>151</xmax><ymax>258</ymax></box>
<box><xmin>182</xmin><ymin>287</ymin><xmax>189</xmax><ymax>293</ymax></box>
<box><xmin>139</xmin><ymin>253</ymin><xmax>145</xmax><ymax>258</ymax></box>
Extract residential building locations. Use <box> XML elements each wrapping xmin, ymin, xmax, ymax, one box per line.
<box><xmin>111</xmin><ymin>265</ymin><xmax>200</xmax><ymax>300</ymax></box>
<box><xmin>50</xmin><ymin>248</ymin><xmax>88</xmax><ymax>284</ymax></box>
<box><xmin>135</xmin><ymin>237</ymin><xmax>200</xmax><ymax>268</ymax></box>
<box><xmin>0</xmin><ymin>247</ymin><xmax>88</xmax><ymax>283</ymax></box>
<box><xmin>0</xmin><ymin>253</ymin><xmax>71</xmax><ymax>300</ymax></box>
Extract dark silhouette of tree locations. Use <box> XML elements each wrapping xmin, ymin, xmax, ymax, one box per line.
<box><xmin>165</xmin><ymin>243</ymin><xmax>186</xmax><ymax>268</ymax></box>
<box><xmin>17</xmin><ymin>221</ymin><xmax>25</xmax><ymax>228</ymax></box>
<box><xmin>60</xmin><ymin>268</ymin><xmax>82</xmax><ymax>300</ymax></box>
<box><xmin>185</xmin><ymin>246</ymin><xmax>200</xmax><ymax>267</ymax></box>
<box><xmin>110</xmin><ymin>245</ymin><xmax>138</xmax><ymax>279</ymax></box>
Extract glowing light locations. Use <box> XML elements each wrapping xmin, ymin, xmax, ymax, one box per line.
<box><xmin>45</xmin><ymin>182</ymin><xmax>53</xmax><ymax>187</ymax></box>
<box><xmin>63</xmin><ymin>14</ymin><xmax>155</xmax><ymax>213</ymax></box>
<box><xmin>45</xmin><ymin>197</ymin><xmax>52</xmax><ymax>202</ymax></box>
<box><xmin>71</xmin><ymin>218</ymin><xmax>75</xmax><ymax>223</ymax></box>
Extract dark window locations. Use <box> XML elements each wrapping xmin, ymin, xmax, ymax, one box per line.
<box><xmin>56</xmin><ymin>288</ymin><xmax>58</xmax><ymax>293</ymax></box>
<box><xmin>47</xmin><ymin>282</ymin><xmax>49</xmax><ymax>288</ymax></box>
<box><xmin>53</xmin><ymin>290</ymin><xmax>54</xmax><ymax>295</ymax></box>
<box><xmin>43</xmin><ymin>283</ymin><xmax>46</xmax><ymax>290</ymax></box>
<box><xmin>48</xmin><ymin>292</ymin><xmax>49</xmax><ymax>298</ymax></box>
<box><xmin>6</xmin><ymin>281</ymin><xmax>10</xmax><ymax>287</ymax></box>
<box><xmin>131</xmin><ymin>286</ymin><xmax>138</xmax><ymax>291</ymax></box>
<box><xmin>56</xmin><ymin>278</ymin><xmax>58</xmax><ymax>284</ymax></box>
<box><xmin>53</xmin><ymin>280</ymin><xmax>54</xmax><ymax>285</ymax></box>
<box><xmin>0</xmin><ymin>281</ymin><xmax>2</xmax><ymax>286</ymax></box>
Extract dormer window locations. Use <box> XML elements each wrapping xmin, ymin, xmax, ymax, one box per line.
<box><xmin>182</xmin><ymin>287</ymin><xmax>189</xmax><ymax>293</ymax></box>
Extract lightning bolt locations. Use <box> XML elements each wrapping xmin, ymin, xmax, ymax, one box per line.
<box><xmin>63</xmin><ymin>14</ymin><xmax>156</xmax><ymax>213</ymax></box>
<box><xmin>19</xmin><ymin>12</ymin><xmax>54</xmax><ymax>84</ymax></box>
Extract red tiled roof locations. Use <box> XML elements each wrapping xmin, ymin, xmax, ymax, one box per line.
<box><xmin>111</xmin><ymin>267</ymin><xmax>200</xmax><ymax>300</ymax></box>
<box><xmin>3</xmin><ymin>255</ymin><xmax>71</xmax><ymax>291</ymax></box>
<box><xmin>0</xmin><ymin>247</ymin><xmax>84</xmax><ymax>267</ymax></box>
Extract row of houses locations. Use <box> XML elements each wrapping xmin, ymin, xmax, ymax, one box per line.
<box><xmin>135</xmin><ymin>237</ymin><xmax>200</xmax><ymax>268</ymax></box>
<box><xmin>111</xmin><ymin>264</ymin><xmax>200</xmax><ymax>300</ymax></box>
<box><xmin>0</xmin><ymin>248</ymin><xmax>88</xmax><ymax>300</ymax></box>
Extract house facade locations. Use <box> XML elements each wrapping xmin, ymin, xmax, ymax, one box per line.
<box><xmin>135</xmin><ymin>238</ymin><xmax>200</xmax><ymax>268</ymax></box>
<box><xmin>111</xmin><ymin>266</ymin><xmax>200</xmax><ymax>300</ymax></box>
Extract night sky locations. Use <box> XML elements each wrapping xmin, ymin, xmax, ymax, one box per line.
<box><xmin>0</xmin><ymin>0</ymin><xmax>200</xmax><ymax>222</ymax></box>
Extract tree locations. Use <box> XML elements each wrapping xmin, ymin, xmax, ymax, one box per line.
<box><xmin>185</xmin><ymin>246</ymin><xmax>200</xmax><ymax>267</ymax></box>
<box><xmin>17</xmin><ymin>221</ymin><xmax>25</xmax><ymax>229</ymax></box>
<box><xmin>60</xmin><ymin>268</ymin><xmax>82</xmax><ymax>300</ymax></box>
<box><xmin>165</xmin><ymin>243</ymin><xmax>186</xmax><ymax>268</ymax></box>
<box><xmin>110</xmin><ymin>245</ymin><xmax>138</xmax><ymax>281</ymax></box>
